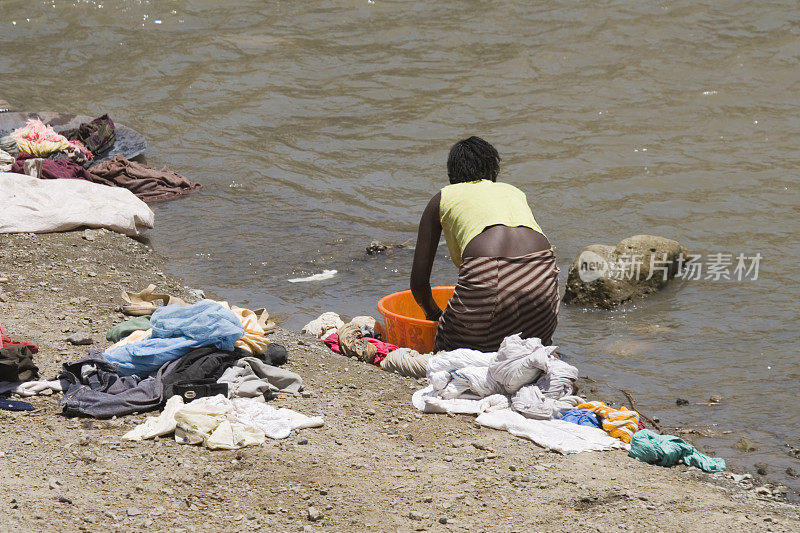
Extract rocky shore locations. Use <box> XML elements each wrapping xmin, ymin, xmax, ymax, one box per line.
<box><xmin>0</xmin><ymin>230</ymin><xmax>798</xmax><ymax>532</ymax></box>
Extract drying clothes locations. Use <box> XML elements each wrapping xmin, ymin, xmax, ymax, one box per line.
<box><xmin>104</xmin><ymin>300</ymin><xmax>244</xmax><ymax>377</ymax></box>
<box><xmin>160</xmin><ymin>345</ymin><xmax>284</xmax><ymax>400</ymax></box>
<box><xmin>475</xmin><ymin>409</ymin><xmax>629</xmax><ymax>454</ymax></box>
<box><xmin>302</xmin><ymin>312</ymin><xmax>344</xmax><ymax>339</ymax></box>
<box><xmin>629</xmin><ymin>429</ymin><xmax>726</xmax><ymax>472</ymax></box>
<box><xmin>10</xmin><ymin>118</ymin><xmax>71</xmax><ymax>157</ymax></box>
<box><xmin>0</xmin><ymin>398</ymin><xmax>34</xmax><ymax>411</ymax></box>
<box><xmin>60</xmin><ymin>114</ymin><xmax>116</xmax><ymax>154</ymax></box>
<box><xmin>214</xmin><ymin>301</ymin><xmax>275</xmax><ymax>355</ymax></box>
<box><xmin>48</xmin><ymin>139</ymin><xmax>94</xmax><ymax>167</ymax></box>
<box><xmin>217</xmin><ymin>356</ymin><xmax>302</xmax><ymax>399</ymax></box>
<box><xmin>488</xmin><ymin>335</ymin><xmax>566</xmax><ymax>395</ymax></box>
<box><xmin>412</xmin><ymin>385</ymin><xmax>510</xmax><ymax>415</ymax></box>
<box><xmin>336</xmin><ymin>323</ymin><xmax>379</xmax><ymax>364</ymax></box>
<box><xmin>560</xmin><ymin>408</ymin><xmax>601</xmax><ymax>428</ymax></box>
<box><xmin>58</xmin><ymin>351</ymin><xmax>167</xmax><ymax>418</ymax></box>
<box><xmin>0</xmin><ymin>345</ymin><xmax>39</xmax><ymax>382</ymax></box>
<box><xmin>577</xmin><ymin>401</ymin><xmax>641</xmax><ymax>444</ymax></box>
<box><xmin>123</xmin><ymin>395</ymin><xmax>185</xmax><ymax>441</ymax></box>
<box><xmin>0</xmin><ymin>135</ymin><xmax>19</xmax><ymax>156</ymax></box>
<box><xmin>427</xmin><ymin>348</ymin><xmax>495</xmax><ymax>393</ymax></box>
<box><xmin>379</xmin><ymin>348</ymin><xmax>430</xmax><ymax>379</ymax></box>
<box><xmin>324</xmin><ymin>333</ymin><xmax>397</xmax><ymax>364</ymax></box>
<box><xmin>0</xmin><ymin>171</ymin><xmax>154</xmax><ymax>236</ymax></box>
<box><xmin>434</xmin><ymin>248</ymin><xmax>560</xmax><ymax>353</ymax></box>
<box><xmin>12</xmin><ymin>153</ymin><xmax>96</xmax><ymax>181</ymax></box>
<box><xmin>510</xmin><ymin>385</ymin><xmax>583</xmax><ymax>420</ymax></box>
<box><xmin>106</xmin><ymin>316</ymin><xmax>151</xmax><ymax>343</ymax></box>
<box><xmin>0</xmin><ymin>149</ymin><xmax>13</xmax><ymax>172</ymax></box>
<box><xmin>229</xmin><ymin>396</ymin><xmax>324</xmax><ymax>439</ymax></box>
<box><xmin>120</xmin><ymin>284</ymin><xmax>187</xmax><ymax>316</ymax></box>
<box><xmin>173</xmin><ymin>396</ymin><xmax>265</xmax><ymax>450</ymax></box>
<box><xmin>90</xmin><ymin>154</ymin><xmax>202</xmax><ymax>203</ymax></box>
<box><xmin>8</xmin><ymin>379</ymin><xmax>64</xmax><ymax>397</ymax></box>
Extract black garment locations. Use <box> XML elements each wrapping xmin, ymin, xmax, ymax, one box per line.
<box><xmin>171</xmin><ymin>379</ymin><xmax>228</xmax><ymax>402</ymax></box>
<box><xmin>265</xmin><ymin>343</ymin><xmax>288</xmax><ymax>367</ymax></box>
<box><xmin>61</xmin><ymin>114</ymin><xmax>116</xmax><ymax>154</ymax></box>
<box><xmin>0</xmin><ymin>345</ymin><xmax>39</xmax><ymax>382</ymax></box>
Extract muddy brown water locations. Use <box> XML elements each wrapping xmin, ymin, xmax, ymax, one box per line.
<box><xmin>2</xmin><ymin>0</ymin><xmax>799</xmax><ymax>495</ymax></box>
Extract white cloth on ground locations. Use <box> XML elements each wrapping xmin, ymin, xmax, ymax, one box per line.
<box><xmin>123</xmin><ymin>395</ymin><xmax>185</xmax><ymax>441</ymax></box>
<box><xmin>488</xmin><ymin>334</ymin><xmax>561</xmax><ymax>394</ymax></box>
<box><xmin>510</xmin><ymin>385</ymin><xmax>583</xmax><ymax>420</ymax></box>
<box><xmin>475</xmin><ymin>409</ymin><xmax>629</xmax><ymax>454</ymax></box>
<box><xmin>412</xmin><ymin>385</ymin><xmax>509</xmax><ymax>415</ymax></box>
<box><xmin>380</xmin><ymin>348</ymin><xmax>429</xmax><ymax>379</ymax></box>
<box><xmin>217</xmin><ymin>357</ymin><xmax>303</xmax><ymax>399</ymax></box>
<box><xmin>0</xmin><ymin>379</ymin><xmax>64</xmax><ymax>397</ymax></box>
<box><xmin>301</xmin><ymin>312</ymin><xmax>345</xmax><ymax>339</ymax></box>
<box><xmin>0</xmin><ymin>171</ymin><xmax>154</xmax><ymax>236</ymax></box>
<box><xmin>231</xmin><ymin>397</ymin><xmax>324</xmax><ymax>439</ymax></box>
<box><xmin>426</xmin><ymin>348</ymin><xmax>495</xmax><ymax>393</ymax></box>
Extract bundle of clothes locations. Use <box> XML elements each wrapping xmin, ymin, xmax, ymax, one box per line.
<box><xmin>407</xmin><ymin>333</ymin><xmax>725</xmax><ymax>471</ymax></box>
<box><xmin>302</xmin><ymin>311</ymin><xmax>431</xmax><ymax>379</ymax></box>
<box><xmin>0</xmin><ymin>290</ymin><xmax>324</xmax><ymax>450</ymax></box>
<box><xmin>1</xmin><ymin>116</ymin><xmax>201</xmax><ymax>203</ymax></box>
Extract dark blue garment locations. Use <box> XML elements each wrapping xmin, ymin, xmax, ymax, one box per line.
<box><xmin>560</xmin><ymin>408</ymin><xmax>600</xmax><ymax>428</ymax></box>
<box><xmin>0</xmin><ymin>397</ymin><xmax>34</xmax><ymax>411</ymax></box>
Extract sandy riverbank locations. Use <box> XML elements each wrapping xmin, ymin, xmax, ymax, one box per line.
<box><xmin>0</xmin><ymin>230</ymin><xmax>798</xmax><ymax>532</ymax></box>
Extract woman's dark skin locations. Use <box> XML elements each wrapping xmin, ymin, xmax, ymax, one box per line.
<box><xmin>410</xmin><ymin>191</ymin><xmax>552</xmax><ymax>321</ymax></box>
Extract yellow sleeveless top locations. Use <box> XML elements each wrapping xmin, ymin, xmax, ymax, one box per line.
<box><xmin>439</xmin><ymin>180</ymin><xmax>543</xmax><ymax>267</ymax></box>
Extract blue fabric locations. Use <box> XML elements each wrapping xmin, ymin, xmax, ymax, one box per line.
<box><xmin>104</xmin><ymin>300</ymin><xmax>244</xmax><ymax>377</ymax></box>
<box><xmin>629</xmin><ymin>429</ymin><xmax>726</xmax><ymax>472</ymax></box>
<box><xmin>560</xmin><ymin>408</ymin><xmax>600</xmax><ymax>428</ymax></box>
<box><xmin>0</xmin><ymin>397</ymin><xmax>34</xmax><ymax>411</ymax></box>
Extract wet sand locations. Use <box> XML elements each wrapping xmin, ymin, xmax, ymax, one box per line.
<box><xmin>0</xmin><ymin>230</ymin><xmax>798</xmax><ymax>532</ymax></box>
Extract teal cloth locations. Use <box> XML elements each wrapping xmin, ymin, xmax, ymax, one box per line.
<box><xmin>628</xmin><ymin>429</ymin><xmax>726</xmax><ymax>472</ymax></box>
<box><xmin>106</xmin><ymin>316</ymin><xmax>151</xmax><ymax>342</ymax></box>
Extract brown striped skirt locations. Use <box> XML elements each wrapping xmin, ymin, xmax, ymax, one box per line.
<box><xmin>433</xmin><ymin>248</ymin><xmax>560</xmax><ymax>353</ymax></box>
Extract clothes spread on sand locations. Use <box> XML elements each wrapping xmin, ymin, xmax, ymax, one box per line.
<box><xmin>324</xmin><ymin>330</ymin><xmax>397</xmax><ymax>365</ymax></box>
<box><xmin>302</xmin><ymin>312</ymin><xmax>344</xmax><ymax>339</ymax></box>
<box><xmin>560</xmin><ymin>408</ymin><xmax>601</xmax><ymax>429</ymax></box>
<box><xmin>0</xmin><ymin>379</ymin><xmax>63</xmax><ymax>397</ymax></box>
<box><xmin>213</xmin><ymin>301</ymin><xmax>275</xmax><ymax>355</ymax></box>
<box><xmin>577</xmin><ymin>401</ymin><xmax>641</xmax><ymax>444</ymax></box>
<box><xmin>106</xmin><ymin>316</ymin><xmax>151</xmax><ymax>343</ymax></box>
<box><xmin>9</xmin><ymin>118</ymin><xmax>71</xmax><ymax>157</ymax></box>
<box><xmin>629</xmin><ymin>429</ymin><xmax>726</xmax><ymax>472</ymax></box>
<box><xmin>217</xmin><ymin>356</ymin><xmax>302</xmax><ymax>400</ymax></box>
<box><xmin>123</xmin><ymin>394</ymin><xmax>323</xmax><ymax>446</ymax></box>
<box><xmin>0</xmin><ymin>345</ymin><xmax>39</xmax><ymax>382</ymax></box>
<box><xmin>433</xmin><ymin>248</ymin><xmax>560</xmax><ymax>353</ymax></box>
<box><xmin>60</xmin><ymin>114</ymin><xmax>116</xmax><ymax>155</ymax></box>
<box><xmin>0</xmin><ymin>149</ymin><xmax>13</xmax><ymax>172</ymax></box>
<box><xmin>104</xmin><ymin>300</ymin><xmax>244</xmax><ymax>377</ymax></box>
<box><xmin>12</xmin><ymin>152</ymin><xmax>96</xmax><ymax>181</ymax></box>
<box><xmin>90</xmin><ymin>154</ymin><xmax>202</xmax><ymax>203</ymax></box>
<box><xmin>379</xmin><ymin>348</ymin><xmax>430</xmax><ymax>379</ymax></box>
<box><xmin>0</xmin><ymin>171</ymin><xmax>154</xmax><ymax>236</ymax></box>
<box><xmin>0</xmin><ymin>398</ymin><xmax>34</xmax><ymax>412</ymax></box>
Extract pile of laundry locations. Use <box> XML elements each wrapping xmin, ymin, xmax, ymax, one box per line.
<box><xmin>0</xmin><ymin>287</ymin><xmax>323</xmax><ymax>449</ymax></box>
<box><xmin>302</xmin><ymin>312</ymin><xmax>431</xmax><ymax>379</ymax></box>
<box><xmin>410</xmin><ymin>333</ymin><xmax>725</xmax><ymax>472</ymax></box>
<box><xmin>0</xmin><ymin>321</ymin><xmax>39</xmax><ymax>412</ymax></box>
<box><xmin>1</xmin><ymin>116</ymin><xmax>202</xmax><ymax>236</ymax></box>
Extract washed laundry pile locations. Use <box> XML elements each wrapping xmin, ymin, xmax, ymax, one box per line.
<box><xmin>303</xmin><ymin>312</ymin><xmax>430</xmax><ymax>378</ymax></box>
<box><xmin>0</xmin><ymin>321</ymin><xmax>39</xmax><ymax>412</ymax></box>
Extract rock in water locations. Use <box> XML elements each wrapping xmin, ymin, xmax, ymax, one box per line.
<box><xmin>563</xmin><ymin>235</ymin><xmax>689</xmax><ymax>309</ymax></box>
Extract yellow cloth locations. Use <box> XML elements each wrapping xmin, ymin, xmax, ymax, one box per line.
<box><xmin>14</xmin><ymin>137</ymin><xmax>70</xmax><ymax>157</ymax></box>
<box><xmin>577</xmin><ymin>401</ymin><xmax>640</xmax><ymax>443</ymax></box>
<box><xmin>439</xmin><ymin>180</ymin><xmax>544</xmax><ymax>267</ymax></box>
<box><xmin>109</xmin><ymin>329</ymin><xmax>152</xmax><ymax>349</ymax></box>
<box><xmin>214</xmin><ymin>301</ymin><xmax>274</xmax><ymax>355</ymax></box>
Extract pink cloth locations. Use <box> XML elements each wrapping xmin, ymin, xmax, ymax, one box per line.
<box><xmin>323</xmin><ymin>334</ymin><xmax>397</xmax><ymax>365</ymax></box>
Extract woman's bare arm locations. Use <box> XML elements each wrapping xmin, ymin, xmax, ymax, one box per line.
<box><xmin>410</xmin><ymin>192</ymin><xmax>443</xmax><ymax>321</ymax></box>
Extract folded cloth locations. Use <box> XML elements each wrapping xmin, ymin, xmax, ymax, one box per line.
<box><xmin>577</xmin><ymin>401</ymin><xmax>641</xmax><ymax>443</ymax></box>
<box><xmin>90</xmin><ymin>154</ymin><xmax>202</xmax><ymax>203</ymax></box>
<box><xmin>0</xmin><ymin>345</ymin><xmax>39</xmax><ymax>382</ymax></box>
<box><xmin>104</xmin><ymin>300</ymin><xmax>244</xmax><ymax>377</ymax></box>
<box><xmin>0</xmin><ymin>171</ymin><xmax>154</xmax><ymax>236</ymax></box>
<box><xmin>12</xmin><ymin>152</ymin><xmax>96</xmax><ymax>181</ymax></box>
<box><xmin>629</xmin><ymin>429</ymin><xmax>726</xmax><ymax>472</ymax></box>
<box><xmin>559</xmin><ymin>408</ymin><xmax>601</xmax><ymax>428</ymax></box>
<box><xmin>217</xmin><ymin>356</ymin><xmax>302</xmax><ymax>399</ymax></box>
<box><xmin>301</xmin><ymin>312</ymin><xmax>344</xmax><ymax>339</ymax></box>
<box><xmin>107</xmin><ymin>316</ymin><xmax>151</xmax><ymax>342</ymax></box>
<box><xmin>60</xmin><ymin>114</ymin><xmax>116</xmax><ymax>154</ymax></box>
<box><xmin>510</xmin><ymin>385</ymin><xmax>582</xmax><ymax>420</ymax></box>
<box><xmin>379</xmin><ymin>348</ymin><xmax>429</xmax><ymax>379</ymax></box>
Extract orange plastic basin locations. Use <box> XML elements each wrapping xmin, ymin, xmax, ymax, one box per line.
<box><xmin>377</xmin><ymin>286</ymin><xmax>454</xmax><ymax>354</ymax></box>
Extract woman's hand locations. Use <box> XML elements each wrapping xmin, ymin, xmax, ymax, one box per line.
<box><xmin>425</xmin><ymin>308</ymin><xmax>442</xmax><ymax>322</ymax></box>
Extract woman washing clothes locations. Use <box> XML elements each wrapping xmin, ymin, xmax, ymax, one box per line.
<box><xmin>410</xmin><ymin>136</ymin><xmax>559</xmax><ymax>353</ymax></box>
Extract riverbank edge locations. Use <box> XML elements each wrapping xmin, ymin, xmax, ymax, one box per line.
<box><xmin>0</xmin><ymin>229</ymin><xmax>798</xmax><ymax>532</ymax></box>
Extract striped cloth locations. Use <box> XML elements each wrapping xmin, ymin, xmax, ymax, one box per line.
<box><xmin>433</xmin><ymin>248</ymin><xmax>560</xmax><ymax>353</ymax></box>
<box><xmin>577</xmin><ymin>401</ymin><xmax>641</xmax><ymax>443</ymax></box>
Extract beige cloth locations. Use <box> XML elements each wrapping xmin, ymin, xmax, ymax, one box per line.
<box><xmin>108</xmin><ymin>328</ymin><xmax>151</xmax><ymax>349</ymax></box>
<box><xmin>214</xmin><ymin>301</ymin><xmax>274</xmax><ymax>355</ymax></box>
<box><xmin>302</xmin><ymin>312</ymin><xmax>344</xmax><ymax>339</ymax></box>
<box><xmin>0</xmin><ymin>149</ymin><xmax>13</xmax><ymax>172</ymax></box>
<box><xmin>380</xmin><ymin>348</ymin><xmax>431</xmax><ymax>379</ymax></box>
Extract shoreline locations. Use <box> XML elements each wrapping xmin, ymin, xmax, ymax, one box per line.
<box><xmin>0</xmin><ymin>230</ymin><xmax>798</xmax><ymax>532</ymax></box>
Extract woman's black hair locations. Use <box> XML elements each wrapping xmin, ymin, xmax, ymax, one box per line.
<box><xmin>446</xmin><ymin>136</ymin><xmax>501</xmax><ymax>184</ymax></box>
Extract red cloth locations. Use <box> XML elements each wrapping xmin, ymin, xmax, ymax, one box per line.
<box><xmin>0</xmin><ymin>322</ymin><xmax>38</xmax><ymax>353</ymax></box>
<box><xmin>12</xmin><ymin>153</ymin><xmax>95</xmax><ymax>181</ymax></box>
<box><xmin>637</xmin><ymin>420</ymin><xmax>646</xmax><ymax>431</ymax></box>
<box><xmin>323</xmin><ymin>333</ymin><xmax>397</xmax><ymax>365</ymax></box>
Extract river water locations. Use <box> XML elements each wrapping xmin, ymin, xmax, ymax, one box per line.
<box><xmin>2</xmin><ymin>0</ymin><xmax>799</xmax><ymax>494</ymax></box>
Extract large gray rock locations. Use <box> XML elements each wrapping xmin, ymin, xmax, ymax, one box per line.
<box><xmin>563</xmin><ymin>235</ymin><xmax>689</xmax><ymax>309</ymax></box>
